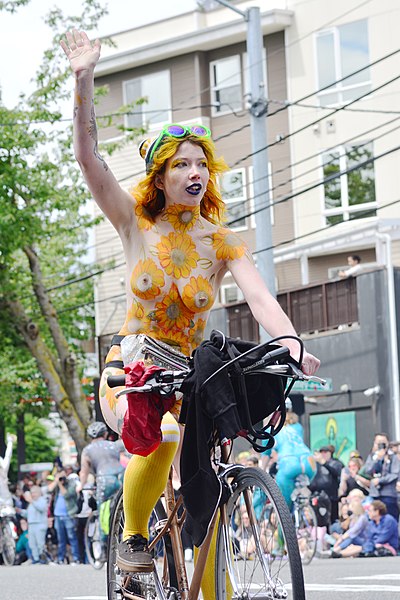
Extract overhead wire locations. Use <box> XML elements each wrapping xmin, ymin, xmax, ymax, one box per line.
<box><xmin>55</xmin><ymin>195</ymin><xmax>400</xmax><ymax>315</ymax></box>
<box><xmin>229</xmin><ymin>72</ymin><xmax>400</xmax><ymax>168</ymax></box>
<box><xmin>228</xmin><ymin>140</ymin><xmax>400</xmax><ymax>228</ymax></box>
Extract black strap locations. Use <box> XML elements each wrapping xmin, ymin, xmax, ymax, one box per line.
<box><xmin>111</xmin><ymin>334</ymin><xmax>125</xmax><ymax>346</ymax></box>
<box><xmin>105</xmin><ymin>360</ymin><xmax>124</xmax><ymax>369</ymax></box>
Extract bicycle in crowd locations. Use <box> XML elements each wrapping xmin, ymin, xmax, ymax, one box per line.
<box><xmin>291</xmin><ymin>475</ymin><xmax>318</xmax><ymax>565</ymax></box>
<box><xmin>106</xmin><ymin>333</ymin><xmax>326</xmax><ymax>600</ymax></box>
<box><xmin>0</xmin><ymin>503</ymin><xmax>17</xmax><ymax>566</ymax></box>
<box><xmin>84</xmin><ymin>485</ymin><xmax>121</xmax><ymax>570</ymax></box>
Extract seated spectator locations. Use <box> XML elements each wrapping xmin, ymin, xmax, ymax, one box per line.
<box><xmin>246</xmin><ymin>455</ymin><xmax>260</xmax><ymax>468</ymax></box>
<box><xmin>331</xmin><ymin>497</ymin><xmax>369</xmax><ymax>558</ymax></box>
<box><xmin>329</xmin><ymin>498</ymin><xmax>351</xmax><ymax>539</ymax></box>
<box><xmin>362</xmin><ymin>432</ymin><xmax>400</xmax><ymax>521</ymax></box>
<box><xmin>338</xmin><ymin>255</ymin><xmax>362</xmax><ymax>278</ymax></box>
<box><xmin>14</xmin><ymin>518</ymin><xmax>32</xmax><ymax>565</ymax></box>
<box><xmin>361</xmin><ymin>500</ymin><xmax>399</xmax><ymax>557</ymax></box>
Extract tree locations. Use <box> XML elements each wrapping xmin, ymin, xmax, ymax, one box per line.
<box><xmin>0</xmin><ymin>1</ymin><xmax>142</xmax><ymax>453</ymax></box>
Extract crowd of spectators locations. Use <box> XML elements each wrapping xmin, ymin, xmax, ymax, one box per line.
<box><xmin>236</xmin><ymin>428</ymin><xmax>400</xmax><ymax>560</ymax></box>
<box><xmin>1</xmin><ymin>424</ymin><xmax>128</xmax><ymax>567</ymax></box>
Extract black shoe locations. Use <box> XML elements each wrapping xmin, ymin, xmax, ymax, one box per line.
<box><xmin>117</xmin><ymin>534</ymin><xmax>154</xmax><ymax>573</ymax></box>
<box><xmin>330</xmin><ymin>551</ymin><xmax>342</xmax><ymax>558</ymax></box>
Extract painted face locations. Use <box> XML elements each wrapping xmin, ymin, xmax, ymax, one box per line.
<box><xmin>155</xmin><ymin>141</ymin><xmax>210</xmax><ymax>206</ymax></box>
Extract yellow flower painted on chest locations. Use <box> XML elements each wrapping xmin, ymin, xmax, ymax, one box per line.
<box><xmin>188</xmin><ymin>318</ymin><xmax>206</xmax><ymax>350</ymax></box>
<box><xmin>212</xmin><ymin>228</ymin><xmax>247</xmax><ymax>261</ymax></box>
<box><xmin>120</xmin><ymin>298</ymin><xmax>151</xmax><ymax>335</ymax></box>
<box><xmin>155</xmin><ymin>283</ymin><xmax>194</xmax><ymax>331</ymax></box>
<box><xmin>163</xmin><ymin>204</ymin><xmax>200</xmax><ymax>232</ymax></box>
<box><xmin>131</xmin><ymin>258</ymin><xmax>165</xmax><ymax>300</ymax></box>
<box><xmin>135</xmin><ymin>203</ymin><xmax>153</xmax><ymax>231</ymax></box>
<box><xmin>156</xmin><ymin>232</ymin><xmax>200</xmax><ymax>279</ymax></box>
<box><xmin>182</xmin><ymin>275</ymin><xmax>214</xmax><ymax>313</ymax></box>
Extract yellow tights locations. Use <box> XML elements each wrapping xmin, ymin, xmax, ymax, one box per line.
<box><xmin>122</xmin><ymin>412</ymin><xmax>219</xmax><ymax>599</ymax></box>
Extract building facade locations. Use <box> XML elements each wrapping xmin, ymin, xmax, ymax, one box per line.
<box><xmin>91</xmin><ymin>1</ymin><xmax>400</xmax><ymax>445</ymax></box>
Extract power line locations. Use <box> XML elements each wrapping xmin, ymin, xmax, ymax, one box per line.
<box><xmin>255</xmin><ymin>195</ymin><xmax>400</xmax><ymax>255</ymax></box>
<box><xmin>228</xmin><ymin>140</ymin><xmax>400</xmax><ymax>228</ymax></box>
<box><xmin>229</xmin><ymin>72</ymin><xmax>400</xmax><ymax>169</ymax></box>
<box><xmin>56</xmin><ymin>195</ymin><xmax>400</xmax><ymax>315</ymax></box>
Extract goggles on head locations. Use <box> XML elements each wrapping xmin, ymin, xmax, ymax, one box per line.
<box><xmin>139</xmin><ymin>123</ymin><xmax>212</xmax><ymax>173</ymax></box>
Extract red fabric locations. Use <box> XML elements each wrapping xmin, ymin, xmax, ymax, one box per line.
<box><xmin>121</xmin><ymin>361</ymin><xmax>176</xmax><ymax>457</ymax></box>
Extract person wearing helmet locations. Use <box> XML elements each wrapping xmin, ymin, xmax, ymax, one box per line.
<box><xmin>79</xmin><ymin>422</ymin><xmax>125</xmax><ymax>507</ymax></box>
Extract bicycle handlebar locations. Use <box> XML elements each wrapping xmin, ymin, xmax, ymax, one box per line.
<box><xmin>106</xmin><ymin>340</ymin><xmax>326</xmax><ymax>395</ymax></box>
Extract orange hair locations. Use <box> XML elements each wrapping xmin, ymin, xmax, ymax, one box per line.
<box><xmin>132</xmin><ymin>135</ymin><xmax>228</xmax><ymax>225</ymax></box>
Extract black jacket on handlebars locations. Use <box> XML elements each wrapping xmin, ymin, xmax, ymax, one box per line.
<box><xmin>179</xmin><ymin>330</ymin><xmax>285</xmax><ymax>547</ymax></box>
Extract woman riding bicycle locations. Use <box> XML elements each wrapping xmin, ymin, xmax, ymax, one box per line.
<box><xmin>61</xmin><ymin>28</ymin><xmax>320</xmax><ymax>600</ymax></box>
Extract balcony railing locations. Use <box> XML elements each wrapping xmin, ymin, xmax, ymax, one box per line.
<box><xmin>278</xmin><ymin>277</ymin><xmax>358</xmax><ymax>335</ymax></box>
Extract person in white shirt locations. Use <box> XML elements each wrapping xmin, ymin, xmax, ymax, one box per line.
<box><xmin>339</xmin><ymin>255</ymin><xmax>362</xmax><ymax>278</ymax></box>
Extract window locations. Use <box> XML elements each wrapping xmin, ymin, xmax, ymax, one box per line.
<box><xmin>322</xmin><ymin>143</ymin><xmax>376</xmax><ymax>225</ymax></box>
<box><xmin>220</xmin><ymin>169</ymin><xmax>247</xmax><ymax>230</ymax></box>
<box><xmin>124</xmin><ymin>71</ymin><xmax>171</xmax><ymax>129</ymax></box>
<box><xmin>315</xmin><ymin>19</ymin><xmax>371</xmax><ymax>106</ymax></box>
<box><xmin>210</xmin><ymin>55</ymin><xmax>242</xmax><ymax>115</ymax></box>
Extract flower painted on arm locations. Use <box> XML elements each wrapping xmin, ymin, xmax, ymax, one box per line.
<box><xmin>182</xmin><ymin>275</ymin><xmax>214</xmax><ymax>313</ymax></box>
<box><xmin>156</xmin><ymin>232</ymin><xmax>200</xmax><ymax>279</ymax></box>
<box><xmin>212</xmin><ymin>228</ymin><xmax>247</xmax><ymax>261</ymax></box>
<box><xmin>130</xmin><ymin>258</ymin><xmax>165</xmax><ymax>300</ymax></box>
<box><xmin>162</xmin><ymin>204</ymin><xmax>200</xmax><ymax>233</ymax></box>
<box><xmin>154</xmin><ymin>283</ymin><xmax>194</xmax><ymax>331</ymax></box>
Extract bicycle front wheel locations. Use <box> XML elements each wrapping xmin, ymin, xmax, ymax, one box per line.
<box><xmin>215</xmin><ymin>467</ymin><xmax>305</xmax><ymax>600</ymax></box>
<box><xmin>0</xmin><ymin>520</ymin><xmax>16</xmax><ymax>566</ymax></box>
<box><xmin>295</xmin><ymin>503</ymin><xmax>317</xmax><ymax>565</ymax></box>
<box><xmin>84</xmin><ymin>511</ymin><xmax>106</xmax><ymax>569</ymax></box>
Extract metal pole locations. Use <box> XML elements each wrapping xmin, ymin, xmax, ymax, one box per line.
<box><xmin>246</xmin><ymin>7</ymin><xmax>276</xmax><ymax>343</ymax></box>
<box><xmin>212</xmin><ymin>2</ymin><xmax>276</xmax><ymax>339</ymax></box>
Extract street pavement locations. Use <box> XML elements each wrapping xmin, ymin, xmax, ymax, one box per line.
<box><xmin>0</xmin><ymin>556</ymin><xmax>399</xmax><ymax>599</ymax></box>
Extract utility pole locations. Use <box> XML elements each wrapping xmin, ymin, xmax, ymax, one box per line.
<box><xmin>208</xmin><ymin>0</ymin><xmax>275</xmax><ymax>340</ymax></box>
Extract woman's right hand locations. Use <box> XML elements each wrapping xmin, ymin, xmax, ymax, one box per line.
<box><xmin>60</xmin><ymin>29</ymin><xmax>101</xmax><ymax>74</ymax></box>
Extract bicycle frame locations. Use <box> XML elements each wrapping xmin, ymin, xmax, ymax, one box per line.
<box><xmin>147</xmin><ymin>447</ymin><xmax>231</xmax><ymax>600</ymax></box>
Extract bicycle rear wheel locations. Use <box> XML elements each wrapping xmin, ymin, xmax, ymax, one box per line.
<box><xmin>215</xmin><ymin>467</ymin><xmax>305</xmax><ymax>600</ymax></box>
<box><xmin>295</xmin><ymin>503</ymin><xmax>317</xmax><ymax>565</ymax></box>
<box><xmin>107</xmin><ymin>489</ymin><xmax>177</xmax><ymax>600</ymax></box>
<box><xmin>84</xmin><ymin>511</ymin><xmax>106</xmax><ymax>569</ymax></box>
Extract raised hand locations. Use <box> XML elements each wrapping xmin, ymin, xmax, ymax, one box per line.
<box><xmin>60</xmin><ymin>29</ymin><xmax>101</xmax><ymax>74</ymax></box>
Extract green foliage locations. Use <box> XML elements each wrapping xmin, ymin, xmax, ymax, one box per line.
<box><xmin>0</xmin><ymin>0</ymin><xmax>30</xmax><ymax>12</ymax></box>
<box><xmin>8</xmin><ymin>414</ymin><xmax>58</xmax><ymax>482</ymax></box>
<box><xmin>0</xmin><ymin>0</ymin><xmax>146</xmax><ymax>450</ymax></box>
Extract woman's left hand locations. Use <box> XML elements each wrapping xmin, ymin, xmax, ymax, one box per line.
<box><xmin>300</xmin><ymin>351</ymin><xmax>320</xmax><ymax>376</ymax></box>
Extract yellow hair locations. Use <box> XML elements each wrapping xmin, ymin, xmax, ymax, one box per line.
<box><xmin>132</xmin><ymin>135</ymin><xmax>228</xmax><ymax>224</ymax></box>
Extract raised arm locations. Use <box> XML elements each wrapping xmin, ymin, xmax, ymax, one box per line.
<box><xmin>228</xmin><ymin>255</ymin><xmax>320</xmax><ymax>375</ymax></box>
<box><xmin>60</xmin><ymin>29</ymin><xmax>135</xmax><ymax>234</ymax></box>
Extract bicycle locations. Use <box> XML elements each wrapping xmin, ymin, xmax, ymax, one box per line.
<box><xmin>84</xmin><ymin>485</ymin><xmax>121</xmax><ymax>570</ymax></box>
<box><xmin>291</xmin><ymin>475</ymin><xmax>318</xmax><ymax>565</ymax></box>
<box><xmin>106</xmin><ymin>333</ymin><xmax>326</xmax><ymax>600</ymax></box>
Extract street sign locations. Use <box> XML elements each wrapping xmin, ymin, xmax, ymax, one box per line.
<box><xmin>291</xmin><ymin>378</ymin><xmax>333</xmax><ymax>393</ymax></box>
